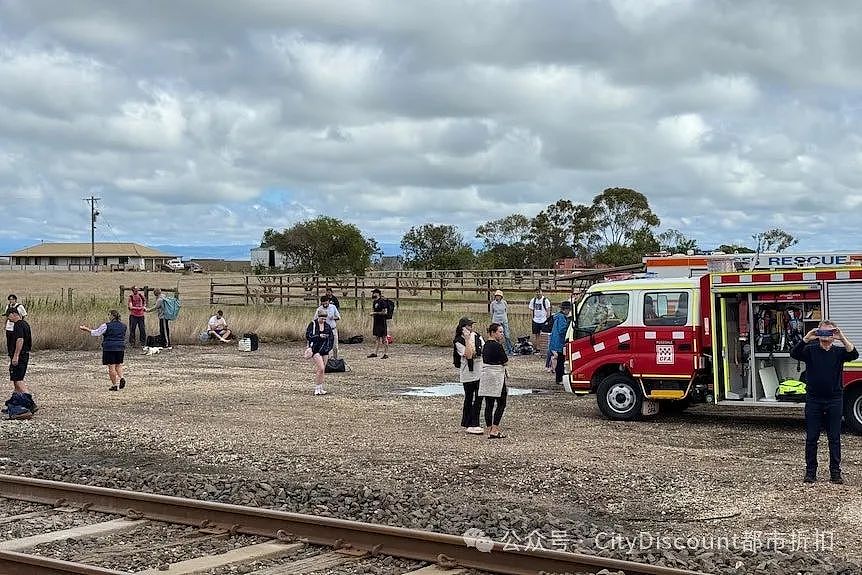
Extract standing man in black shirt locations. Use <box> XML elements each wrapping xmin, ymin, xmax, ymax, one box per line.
<box><xmin>367</xmin><ymin>288</ymin><xmax>390</xmax><ymax>359</ymax></box>
<box><xmin>790</xmin><ymin>320</ymin><xmax>858</xmax><ymax>484</ymax></box>
<box><xmin>5</xmin><ymin>307</ymin><xmax>37</xmax><ymax>419</ymax></box>
<box><xmin>325</xmin><ymin>287</ymin><xmax>340</xmax><ymax>311</ymax></box>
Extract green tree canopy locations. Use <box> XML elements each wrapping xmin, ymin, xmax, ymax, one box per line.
<box><xmin>260</xmin><ymin>216</ymin><xmax>379</xmax><ymax>275</ymax></box>
<box><xmin>753</xmin><ymin>228</ymin><xmax>798</xmax><ymax>253</ymax></box>
<box><xmin>400</xmin><ymin>224</ymin><xmax>476</xmax><ymax>269</ymax></box>
<box><xmin>591</xmin><ymin>187</ymin><xmax>661</xmax><ymax>248</ymax></box>
<box><xmin>594</xmin><ymin>228</ymin><xmax>661</xmax><ymax>267</ymax></box>
<box><xmin>657</xmin><ymin>228</ymin><xmax>698</xmax><ymax>254</ymax></box>
<box><xmin>526</xmin><ymin>200</ymin><xmax>598</xmax><ymax>267</ymax></box>
<box><xmin>475</xmin><ymin>214</ymin><xmax>531</xmax><ymax>269</ymax></box>
<box><xmin>716</xmin><ymin>244</ymin><xmax>755</xmax><ymax>254</ymax></box>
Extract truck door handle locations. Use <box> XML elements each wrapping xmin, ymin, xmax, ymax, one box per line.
<box><xmin>619</xmin><ymin>342</ymin><xmax>630</xmax><ymax>351</ymax></box>
<box><xmin>678</xmin><ymin>343</ymin><xmax>692</xmax><ymax>351</ymax></box>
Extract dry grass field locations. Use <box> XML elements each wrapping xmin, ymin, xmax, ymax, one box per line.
<box><xmin>0</xmin><ymin>270</ymin><xmax>222</xmax><ymax>306</ymax></box>
<box><xmin>0</xmin><ymin>271</ymin><xmax>543</xmax><ymax>349</ymax></box>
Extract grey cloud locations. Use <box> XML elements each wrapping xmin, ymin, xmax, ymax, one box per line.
<box><xmin>2</xmin><ymin>0</ymin><xmax>862</xmax><ymax>251</ymax></box>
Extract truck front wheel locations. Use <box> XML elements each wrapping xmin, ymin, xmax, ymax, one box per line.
<box><xmin>844</xmin><ymin>386</ymin><xmax>862</xmax><ymax>434</ymax></box>
<box><xmin>597</xmin><ymin>374</ymin><xmax>642</xmax><ymax>421</ymax></box>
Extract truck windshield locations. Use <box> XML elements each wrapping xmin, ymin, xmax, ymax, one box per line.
<box><xmin>576</xmin><ymin>293</ymin><xmax>629</xmax><ymax>337</ymax></box>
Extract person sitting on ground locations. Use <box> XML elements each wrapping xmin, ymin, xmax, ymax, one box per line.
<box><xmin>207</xmin><ymin>310</ymin><xmax>233</xmax><ymax>342</ymax></box>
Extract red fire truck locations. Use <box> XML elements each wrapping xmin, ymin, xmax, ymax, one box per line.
<box><xmin>564</xmin><ymin>266</ymin><xmax>862</xmax><ymax>433</ymax></box>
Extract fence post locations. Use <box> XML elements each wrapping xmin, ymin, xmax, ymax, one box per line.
<box><xmin>279</xmin><ymin>276</ymin><xmax>284</xmax><ymax>307</ymax></box>
<box><xmin>354</xmin><ymin>277</ymin><xmax>359</xmax><ymax>310</ymax></box>
<box><xmin>67</xmin><ymin>288</ymin><xmax>73</xmax><ymax>309</ymax></box>
<box><xmin>210</xmin><ymin>279</ymin><xmax>214</xmax><ymax>305</ymax></box>
<box><xmin>245</xmin><ymin>276</ymin><xmax>249</xmax><ymax>306</ymax></box>
<box><xmin>395</xmin><ymin>273</ymin><xmax>400</xmax><ymax>308</ymax></box>
<box><xmin>119</xmin><ymin>285</ymin><xmax>124</xmax><ymax>304</ymax></box>
<box><xmin>315</xmin><ymin>276</ymin><xmax>320</xmax><ymax>301</ymax></box>
<box><xmin>487</xmin><ymin>278</ymin><xmax>492</xmax><ymax>305</ymax></box>
<box><xmin>440</xmin><ymin>278</ymin><xmax>444</xmax><ymax>311</ymax></box>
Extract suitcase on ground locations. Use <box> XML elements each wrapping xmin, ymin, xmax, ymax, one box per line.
<box><xmin>146</xmin><ymin>335</ymin><xmax>166</xmax><ymax>348</ymax></box>
<box><xmin>242</xmin><ymin>332</ymin><xmax>259</xmax><ymax>351</ymax></box>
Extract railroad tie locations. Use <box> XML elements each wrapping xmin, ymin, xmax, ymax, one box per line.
<box><xmin>0</xmin><ymin>510</ymin><xmax>55</xmax><ymax>525</ymax></box>
<box><xmin>246</xmin><ymin>550</ymin><xmax>362</xmax><ymax>575</ymax></box>
<box><xmin>136</xmin><ymin>541</ymin><xmax>303</xmax><ymax>575</ymax></box>
<box><xmin>0</xmin><ymin>518</ymin><xmax>147</xmax><ymax>551</ymax></box>
<box><xmin>401</xmin><ymin>567</ymin><xmax>467</xmax><ymax>575</ymax></box>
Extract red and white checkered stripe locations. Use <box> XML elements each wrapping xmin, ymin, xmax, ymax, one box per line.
<box><xmin>713</xmin><ymin>269</ymin><xmax>862</xmax><ymax>284</ymax></box>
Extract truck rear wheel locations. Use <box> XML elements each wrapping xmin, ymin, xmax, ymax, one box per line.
<box><xmin>597</xmin><ymin>374</ymin><xmax>642</xmax><ymax>421</ymax></box>
<box><xmin>844</xmin><ymin>386</ymin><xmax>862</xmax><ymax>434</ymax></box>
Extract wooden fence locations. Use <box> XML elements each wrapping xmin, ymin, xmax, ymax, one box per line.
<box><xmin>118</xmin><ymin>285</ymin><xmax>180</xmax><ymax>304</ymax></box>
<box><xmin>209</xmin><ymin>271</ymin><xmax>592</xmax><ymax>313</ymax></box>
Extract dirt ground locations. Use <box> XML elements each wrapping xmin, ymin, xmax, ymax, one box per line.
<box><xmin>2</xmin><ymin>342</ymin><xmax>861</xmax><ymax>565</ymax></box>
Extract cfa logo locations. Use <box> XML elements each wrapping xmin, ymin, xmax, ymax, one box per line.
<box><xmin>462</xmin><ymin>528</ymin><xmax>494</xmax><ymax>553</ymax></box>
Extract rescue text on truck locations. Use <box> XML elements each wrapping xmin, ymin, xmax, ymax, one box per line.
<box><xmin>563</xmin><ymin>267</ymin><xmax>862</xmax><ymax>433</ymax></box>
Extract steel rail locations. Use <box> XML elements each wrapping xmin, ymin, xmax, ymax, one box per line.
<box><xmin>0</xmin><ymin>474</ymin><xmax>709</xmax><ymax>575</ymax></box>
<box><xmin>0</xmin><ymin>550</ymin><xmax>129</xmax><ymax>575</ymax></box>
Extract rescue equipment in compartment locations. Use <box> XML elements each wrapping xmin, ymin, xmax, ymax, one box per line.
<box><xmin>755</xmin><ymin>306</ymin><xmax>778</xmax><ymax>352</ymax></box>
<box><xmin>776</xmin><ymin>378</ymin><xmax>807</xmax><ymax>402</ymax></box>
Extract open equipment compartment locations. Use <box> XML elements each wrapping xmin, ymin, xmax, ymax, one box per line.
<box><xmin>716</xmin><ymin>286</ymin><xmax>821</xmax><ymax>404</ymax></box>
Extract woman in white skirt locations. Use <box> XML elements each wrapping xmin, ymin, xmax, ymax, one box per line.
<box><xmin>479</xmin><ymin>322</ymin><xmax>509</xmax><ymax>438</ymax></box>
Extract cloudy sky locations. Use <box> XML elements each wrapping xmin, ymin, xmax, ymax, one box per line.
<box><xmin>1</xmin><ymin>0</ymin><xmax>861</xmax><ymax>259</ymax></box>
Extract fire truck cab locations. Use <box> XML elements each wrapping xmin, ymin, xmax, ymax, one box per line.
<box><xmin>564</xmin><ymin>267</ymin><xmax>862</xmax><ymax>433</ymax></box>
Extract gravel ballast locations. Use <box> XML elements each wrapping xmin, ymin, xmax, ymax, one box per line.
<box><xmin>1</xmin><ymin>343</ymin><xmax>861</xmax><ymax>574</ymax></box>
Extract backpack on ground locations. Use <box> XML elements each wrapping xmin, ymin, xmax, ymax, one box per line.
<box><xmin>325</xmin><ymin>357</ymin><xmax>347</xmax><ymax>373</ymax></box>
<box><xmin>385</xmin><ymin>298</ymin><xmax>395</xmax><ymax>320</ymax></box>
<box><xmin>242</xmin><ymin>332</ymin><xmax>259</xmax><ymax>351</ymax></box>
<box><xmin>146</xmin><ymin>334</ymin><xmax>166</xmax><ymax>348</ymax></box>
<box><xmin>162</xmin><ymin>296</ymin><xmax>181</xmax><ymax>320</ymax></box>
<box><xmin>343</xmin><ymin>334</ymin><xmax>364</xmax><ymax>344</ymax></box>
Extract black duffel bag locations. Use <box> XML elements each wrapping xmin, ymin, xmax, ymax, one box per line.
<box><xmin>325</xmin><ymin>357</ymin><xmax>347</xmax><ymax>373</ymax></box>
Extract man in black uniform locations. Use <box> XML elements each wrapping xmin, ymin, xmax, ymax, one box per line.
<box><xmin>367</xmin><ymin>288</ymin><xmax>390</xmax><ymax>359</ymax></box>
<box><xmin>325</xmin><ymin>287</ymin><xmax>340</xmax><ymax>310</ymax></box>
<box><xmin>790</xmin><ymin>320</ymin><xmax>857</xmax><ymax>484</ymax></box>
<box><xmin>4</xmin><ymin>307</ymin><xmax>36</xmax><ymax>419</ymax></box>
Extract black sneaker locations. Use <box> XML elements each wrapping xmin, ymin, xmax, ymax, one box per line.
<box><xmin>119</xmin><ymin>378</ymin><xmax>126</xmax><ymax>389</ymax></box>
<box><xmin>381</xmin><ymin>354</ymin><xmax>389</xmax><ymax>359</ymax></box>
<box><xmin>108</xmin><ymin>385</ymin><xmax>119</xmax><ymax>392</ymax></box>
<box><xmin>830</xmin><ymin>473</ymin><xmax>844</xmax><ymax>485</ymax></box>
<box><xmin>804</xmin><ymin>473</ymin><xmax>816</xmax><ymax>484</ymax></box>
<box><xmin>367</xmin><ymin>353</ymin><xmax>377</xmax><ymax>358</ymax></box>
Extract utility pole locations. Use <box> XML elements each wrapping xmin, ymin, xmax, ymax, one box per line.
<box><xmin>84</xmin><ymin>196</ymin><xmax>100</xmax><ymax>271</ymax></box>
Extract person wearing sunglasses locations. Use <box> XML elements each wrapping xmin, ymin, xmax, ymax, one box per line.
<box><xmin>305</xmin><ymin>309</ymin><xmax>335</xmax><ymax>395</ymax></box>
<box><xmin>791</xmin><ymin>320</ymin><xmax>858</xmax><ymax>484</ymax></box>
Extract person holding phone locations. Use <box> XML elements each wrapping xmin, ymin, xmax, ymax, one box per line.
<box><xmin>454</xmin><ymin>317</ymin><xmax>484</xmax><ymax>435</ymax></box>
<box><xmin>305</xmin><ymin>309</ymin><xmax>334</xmax><ymax>396</ymax></box>
<box><xmin>790</xmin><ymin>320</ymin><xmax>858</xmax><ymax>484</ymax></box>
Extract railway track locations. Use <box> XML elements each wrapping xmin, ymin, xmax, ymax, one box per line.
<box><xmin>0</xmin><ymin>474</ymin><xmax>708</xmax><ymax>575</ymax></box>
